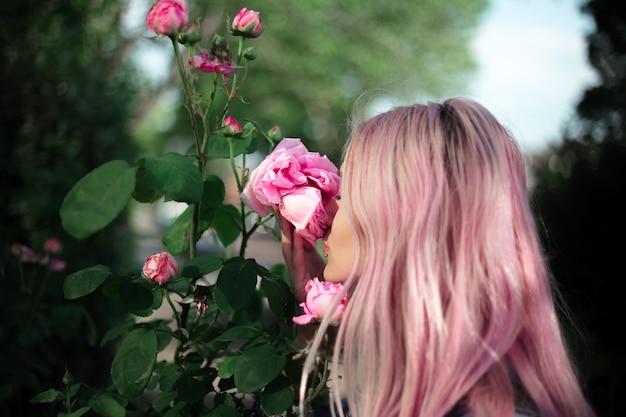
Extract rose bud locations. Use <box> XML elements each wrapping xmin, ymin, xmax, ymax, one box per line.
<box><xmin>292</xmin><ymin>278</ymin><xmax>350</xmax><ymax>325</ymax></box>
<box><xmin>44</xmin><ymin>237</ymin><xmax>63</xmax><ymax>255</ymax></box>
<box><xmin>220</xmin><ymin>116</ymin><xmax>243</xmax><ymax>137</ymax></box>
<box><xmin>231</xmin><ymin>8</ymin><xmax>262</xmax><ymax>38</ymax></box>
<box><xmin>142</xmin><ymin>251</ymin><xmax>178</xmax><ymax>285</ymax></box>
<box><xmin>146</xmin><ymin>0</ymin><xmax>189</xmax><ymax>37</ymax></box>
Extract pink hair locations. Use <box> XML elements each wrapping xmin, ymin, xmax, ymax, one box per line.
<box><xmin>301</xmin><ymin>98</ymin><xmax>596</xmax><ymax>417</ymax></box>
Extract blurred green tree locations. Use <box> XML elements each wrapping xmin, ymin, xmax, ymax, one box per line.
<box><xmin>0</xmin><ymin>0</ymin><xmax>142</xmax><ymax>414</ymax></box>
<box><xmin>136</xmin><ymin>0</ymin><xmax>489</xmax><ymax>161</ymax></box>
<box><xmin>530</xmin><ymin>0</ymin><xmax>626</xmax><ymax>416</ymax></box>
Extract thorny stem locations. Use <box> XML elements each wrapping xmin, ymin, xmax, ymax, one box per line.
<box><xmin>164</xmin><ymin>289</ymin><xmax>187</xmax><ymax>363</ymax></box>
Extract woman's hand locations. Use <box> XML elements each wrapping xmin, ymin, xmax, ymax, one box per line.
<box><xmin>273</xmin><ymin>206</ymin><xmax>326</xmax><ymax>304</ymax></box>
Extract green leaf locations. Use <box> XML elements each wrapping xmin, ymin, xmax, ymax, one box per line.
<box><xmin>89</xmin><ymin>395</ymin><xmax>126</xmax><ymax>417</ymax></box>
<box><xmin>206</xmin><ymin>404</ymin><xmax>242</xmax><ymax>417</ymax></box>
<box><xmin>165</xmin><ymin>277</ymin><xmax>192</xmax><ymax>294</ymax></box>
<box><xmin>206</xmin><ymin>132</ymin><xmax>257</xmax><ymax>159</ymax></box>
<box><xmin>202</xmin><ymin>175</ymin><xmax>226</xmax><ymax>209</ymax></box>
<box><xmin>59</xmin><ymin>406</ymin><xmax>91</xmax><ymax>417</ymax></box>
<box><xmin>153</xmin><ymin>390</ymin><xmax>177</xmax><ymax>412</ymax></box>
<box><xmin>162</xmin><ymin>402</ymin><xmax>185</xmax><ymax>417</ymax></box>
<box><xmin>162</xmin><ymin>205</ymin><xmax>193</xmax><ymax>255</ymax></box>
<box><xmin>260</xmin><ymin>275</ymin><xmax>295</xmax><ymax>319</ymax></box>
<box><xmin>215</xmin><ymin>324</ymin><xmax>263</xmax><ymax>342</ymax></box>
<box><xmin>214</xmin><ymin>260</ymin><xmax>257</xmax><ymax>313</ymax></box>
<box><xmin>261</xmin><ymin>374</ymin><xmax>295</xmax><ymax>416</ymax></box>
<box><xmin>63</xmin><ymin>264</ymin><xmax>111</xmax><ymax>300</ymax></box>
<box><xmin>234</xmin><ymin>345</ymin><xmax>286</xmax><ymax>393</ymax></box>
<box><xmin>133</xmin><ymin>157</ymin><xmax>164</xmax><ymax>203</ymax></box>
<box><xmin>111</xmin><ymin>328</ymin><xmax>157</xmax><ymax>398</ymax></box>
<box><xmin>213</xmin><ymin>205</ymin><xmax>241</xmax><ymax>247</ymax></box>
<box><xmin>100</xmin><ymin>319</ymin><xmax>135</xmax><ymax>347</ymax></box>
<box><xmin>174</xmin><ymin>373</ymin><xmax>206</xmax><ymax>403</ymax></box>
<box><xmin>60</xmin><ymin>160</ymin><xmax>137</xmax><ymax>239</ymax></box>
<box><xmin>145</xmin><ymin>152</ymin><xmax>203</xmax><ymax>203</ymax></box>
<box><xmin>217</xmin><ymin>356</ymin><xmax>238</xmax><ymax>379</ymax></box>
<box><xmin>181</xmin><ymin>255</ymin><xmax>223</xmax><ymax>278</ymax></box>
<box><xmin>119</xmin><ymin>280</ymin><xmax>154</xmax><ymax>314</ymax></box>
<box><xmin>30</xmin><ymin>388</ymin><xmax>62</xmax><ymax>403</ymax></box>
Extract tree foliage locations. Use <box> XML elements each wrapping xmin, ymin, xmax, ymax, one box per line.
<box><xmin>530</xmin><ymin>1</ymin><xmax>626</xmax><ymax>416</ymax></box>
<box><xmin>0</xmin><ymin>0</ymin><xmax>141</xmax><ymax>414</ymax></box>
<box><xmin>137</xmin><ymin>0</ymin><xmax>489</xmax><ymax>160</ymax></box>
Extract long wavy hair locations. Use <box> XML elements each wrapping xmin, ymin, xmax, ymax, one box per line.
<box><xmin>302</xmin><ymin>98</ymin><xmax>596</xmax><ymax>417</ymax></box>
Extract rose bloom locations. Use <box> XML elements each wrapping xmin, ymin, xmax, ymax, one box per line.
<box><xmin>44</xmin><ymin>237</ymin><xmax>63</xmax><ymax>255</ymax></box>
<box><xmin>142</xmin><ymin>252</ymin><xmax>178</xmax><ymax>285</ymax></box>
<box><xmin>146</xmin><ymin>0</ymin><xmax>189</xmax><ymax>36</ymax></box>
<box><xmin>240</xmin><ymin>138</ymin><xmax>340</xmax><ymax>245</ymax></box>
<box><xmin>231</xmin><ymin>8</ymin><xmax>262</xmax><ymax>38</ymax></box>
<box><xmin>292</xmin><ymin>278</ymin><xmax>349</xmax><ymax>325</ymax></box>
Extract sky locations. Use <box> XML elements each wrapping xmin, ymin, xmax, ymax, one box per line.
<box><xmin>466</xmin><ymin>0</ymin><xmax>598</xmax><ymax>154</ymax></box>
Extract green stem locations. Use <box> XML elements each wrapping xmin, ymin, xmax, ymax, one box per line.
<box><xmin>172</xmin><ymin>37</ymin><xmax>202</xmax><ymax>156</ymax></box>
<box><xmin>190</xmin><ymin>203</ymin><xmax>199</xmax><ymax>259</ymax></box>
<box><xmin>305</xmin><ymin>356</ymin><xmax>330</xmax><ymax>409</ymax></box>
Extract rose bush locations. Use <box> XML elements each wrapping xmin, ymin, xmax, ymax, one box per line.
<box><xmin>31</xmin><ymin>2</ymin><xmax>339</xmax><ymax>416</ymax></box>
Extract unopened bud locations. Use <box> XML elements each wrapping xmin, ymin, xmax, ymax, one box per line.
<box><xmin>243</xmin><ymin>46</ymin><xmax>257</xmax><ymax>61</ymax></box>
<box><xmin>62</xmin><ymin>369</ymin><xmax>74</xmax><ymax>386</ymax></box>
<box><xmin>267</xmin><ymin>125</ymin><xmax>283</xmax><ymax>142</ymax></box>
<box><xmin>179</xmin><ymin>24</ymin><xmax>202</xmax><ymax>45</ymax></box>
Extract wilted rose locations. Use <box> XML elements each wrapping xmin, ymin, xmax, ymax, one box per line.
<box><xmin>231</xmin><ymin>8</ymin><xmax>262</xmax><ymax>38</ymax></box>
<box><xmin>142</xmin><ymin>252</ymin><xmax>178</xmax><ymax>285</ymax></box>
<box><xmin>146</xmin><ymin>0</ymin><xmax>189</xmax><ymax>36</ymax></box>
<box><xmin>190</xmin><ymin>51</ymin><xmax>235</xmax><ymax>76</ymax></box>
<box><xmin>292</xmin><ymin>278</ymin><xmax>349</xmax><ymax>325</ymax></box>
<box><xmin>240</xmin><ymin>138</ymin><xmax>340</xmax><ymax>245</ymax></box>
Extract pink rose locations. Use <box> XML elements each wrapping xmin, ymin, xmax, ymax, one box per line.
<box><xmin>44</xmin><ymin>237</ymin><xmax>63</xmax><ymax>255</ymax></box>
<box><xmin>49</xmin><ymin>258</ymin><xmax>67</xmax><ymax>272</ymax></box>
<box><xmin>231</xmin><ymin>8</ymin><xmax>262</xmax><ymax>38</ymax></box>
<box><xmin>146</xmin><ymin>0</ymin><xmax>189</xmax><ymax>36</ymax></box>
<box><xmin>240</xmin><ymin>138</ymin><xmax>340</xmax><ymax>244</ymax></box>
<box><xmin>280</xmin><ymin>187</ymin><xmax>327</xmax><ymax>245</ymax></box>
<box><xmin>142</xmin><ymin>251</ymin><xmax>178</xmax><ymax>285</ymax></box>
<box><xmin>292</xmin><ymin>278</ymin><xmax>349</xmax><ymax>325</ymax></box>
<box><xmin>10</xmin><ymin>243</ymin><xmax>35</xmax><ymax>263</ymax></box>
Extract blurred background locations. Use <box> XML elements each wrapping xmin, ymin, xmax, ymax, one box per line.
<box><xmin>1</xmin><ymin>0</ymin><xmax>624</xmax><ymax>416</ymax></box>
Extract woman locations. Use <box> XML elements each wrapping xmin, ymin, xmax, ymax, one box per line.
<box><xmin>277</xmin><ymin>98</ymin><xmax>596</xmax><ymax>417</ymax></box>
